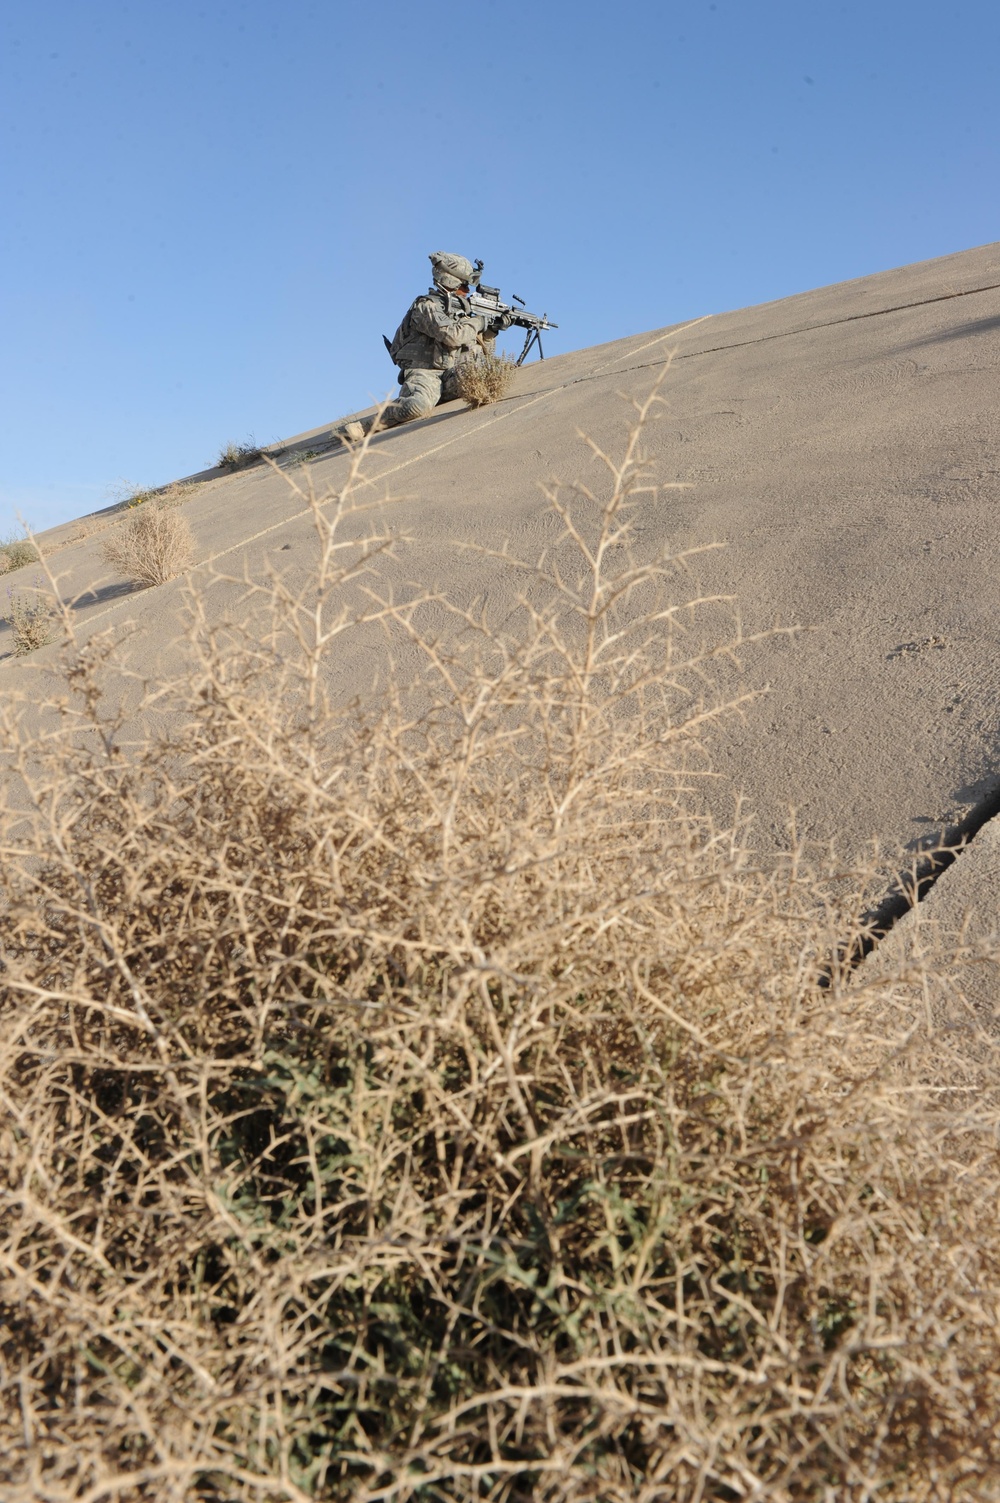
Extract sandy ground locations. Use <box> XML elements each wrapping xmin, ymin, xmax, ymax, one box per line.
<box><xmin>4</xmin><ymin>240</ymin><xmax>1000</xmax><ymax>935</ymax></box>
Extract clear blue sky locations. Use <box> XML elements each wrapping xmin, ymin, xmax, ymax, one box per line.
<box><xmin>2</xmin><ymin>0</ymin><xmax>998</xmax><ymax>534</ymax></box>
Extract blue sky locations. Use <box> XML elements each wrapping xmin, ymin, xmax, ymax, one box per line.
<box><xmin>2</xmin><ymin>0</ymin><xmax>997</xmax><ymax>534</ymax></box>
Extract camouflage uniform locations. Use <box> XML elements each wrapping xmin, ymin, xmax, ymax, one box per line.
<box><xmin>382</xmin><ymin>285</ymin><xmax>489</xmax><ymax>425</ymax></box>
<box><xmin>344</xmin><ymin>253</ymin><xmax>510</xmax><ymax>437</ymax></box>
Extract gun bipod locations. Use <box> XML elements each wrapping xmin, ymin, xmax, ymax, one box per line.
<box><xmin>516</xmin><ymin>326</ymin><xmax>545</xmax><ymax>365</ymax></box>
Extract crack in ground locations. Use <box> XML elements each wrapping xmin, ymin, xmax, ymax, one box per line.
<box><xmin>489</xmin><ymin>279</ymin><xmax>1000</xmax><ymax>402</ymax></box>
<box><xmin>846</xmin><ymin>778</ymin><xmax>1000</xmax><ymax>966</ymax></box>
<box><xmin>655</xmin><ymin>278</ymin><xmax>1000</xmax><ymax>364</ymax></box>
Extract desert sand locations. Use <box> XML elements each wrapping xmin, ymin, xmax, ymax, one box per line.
<box><xmin>6</xmin><ymin>239</ymin><xmax>999</xmax><ymax>949</ymax></box>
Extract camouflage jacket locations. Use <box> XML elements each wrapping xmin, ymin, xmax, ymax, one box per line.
<box><xmin>388</xmin><ymin>287</ymin><xmax>490</xmax><ymax>373</ymax></box>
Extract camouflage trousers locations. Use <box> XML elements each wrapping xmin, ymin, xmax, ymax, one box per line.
<box><xmin>377</xmin><ymin>366</ymin><xmax>464</xmax><ymax>428</ymax></box>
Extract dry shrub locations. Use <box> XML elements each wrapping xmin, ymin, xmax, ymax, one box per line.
<box><xmin>456</xmin><ymin>349</ymin><xmax>517</xmax><ymax>407</ymax></box>
<box><xmin>0</xmin><ymin>536</ymin><xmax>39</xmax><ymax>574</ymax></box>
<box><xmin>2</xmin><ymin>577</ymin><xmax>57</xmax><ymax>654</ymax></box>
<box><xmin>218</xmin><ymin>437</ymin><xmax>265</xmax><ymax>472</ymax></box>
<box><xmin>1</xmin><ymin>386</ymin><xmax>999</xmax><ymax>1501</ymax></box>
<box><xmin>100</xmin><ymin>500</ymin><xmax>195</xmax><ymax>587</ymax></box>
<box><xmin>121</xmin><ymin>482</ymin><xmax>196</xmax><ymax>510</ymax></box>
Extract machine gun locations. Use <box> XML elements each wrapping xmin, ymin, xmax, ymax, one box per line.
<box><xmin>467</xmin><ymin>281</ymin><xmax>557</xmax><ymax>365</ymax></box>
<box><xmin>382</xmin><ymin>263</ymin><xmax>558</xmax><ymax>375</ymax></box>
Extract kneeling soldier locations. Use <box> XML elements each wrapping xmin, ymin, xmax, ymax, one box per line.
<box><xmin>340</xmin><ymin>252</ymin><xmax>512</xmax><ymax>441</ymax></box>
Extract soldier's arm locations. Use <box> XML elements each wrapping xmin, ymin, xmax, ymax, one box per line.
<box><xmin>409</xmin><ymin>296</ymin><xmax>485</xmax><ymax>351</ymax></box>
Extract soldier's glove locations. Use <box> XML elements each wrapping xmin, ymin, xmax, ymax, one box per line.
<box><xmin>490</xmin><ymin>311</ymin><xmax>514</xmax><ymax>334</ymax></box>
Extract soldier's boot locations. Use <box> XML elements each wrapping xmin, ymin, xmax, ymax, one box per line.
<box><xmin>335</xmin><ymin>373</ymin><xmax>440</xmax><ymax>444</ymax></box>
<box><xmin>337</xmin><ymin>411</ymin><xmax>401</xmax><ymax>444</ymax></box>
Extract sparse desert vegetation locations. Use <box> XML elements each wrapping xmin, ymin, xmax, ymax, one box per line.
<box><xmin>118</xmin><ymin>480</ymin><xmax>196</xmax><ymax>509</ymax></box>
<box><xmin>0</xmin><ymin>534</ymin><xmax>39</xmax><ymax>574</ymax></box>
<box><xmin>218</xmin><ymin>436</ymin><xmax>266</xmax><ymax>471</ymax></box>
<box><xmin>1</xmin><ymin>391</ymin><xmax>998</xmax><ymax>1501</ymax></box>
<box><xmin>287</xmin><ymin>446</ymin><xmax>323</xmax><ymax>467</ymax></box>
<box><xmin>456</xmin><ymin>348</ymin><xmax>517</xmax><ymax>407</ymax></box>
<box><xmin>116</xmin><ymin>482</ymin><xmax>162</xmax><ymax>509</ymax></box>
<box><xmin>2</xmin><ymin>576</ymin><xmax>57</xmax><ymax>654</ymax></box>
<box><xmin>100</xmin><ymin>499</ymin><xmax>195</xmax><ymax>587</ymax></box>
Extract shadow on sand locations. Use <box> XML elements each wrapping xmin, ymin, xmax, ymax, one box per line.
<box><xmin>899</xmin><ymin>313</ymin><xmax>1000</xmax><ymax>350</ymax></box>
<box><xmin>67</xmin><ymin>579</ymin><xmax>139</xmax><ymax>611</ymax></box>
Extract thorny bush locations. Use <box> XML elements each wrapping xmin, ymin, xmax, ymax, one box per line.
<box><xmin>455</xmin><ymin>350</ymin><xmax>517</xmax><ymax>409</ymax></box>
<box><xmin>0</xmin><ymin>536</ymin><xmax>39</xmax><ymax>575</ymax></box>
<box><xmin>3</xmin><ymin>576</ymin><xmax>58</xmax><ymax>655</ymax></box>
<box><xmin>1</xmin><ymin>384</ymin><xmax>999</xmax><ymax>1501</ymax></box>
<box><xmin>100</xmin><ymin>499</ymin><xmax>196</xmax><ymax>588</ymax></box>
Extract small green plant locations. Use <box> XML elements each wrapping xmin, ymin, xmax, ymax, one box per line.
<box><xmin>285</xmin><ymin>447</ymin><xmax>323</xmax><ymax>469</ymax></box>
<box><xmin>109</xmin><ymin>479</ymin><xmax>195</xmax><ymax>512</ymax></box>
<box><xmin>108</xmin><ymin>478</ymin><xmax>153</xmax><ymax>510</ymax></box>
<box><xmin>4</xmin><ymin>576</ymin><xmax>57</xmax><ymax>654</ymax></box>
<box><xmin>0</xmin><ymin>535</ymin><xmax>39</xmax><ymax>574</ymax></box>
<box><xmin>132</xmin><ymin>482</ymin><xmax>194</xmax><ymax>509</ymax></box>
<box><xmin>217</xmin><ymin>437</ymin><xmax>264</xmax><ymax>472</ymax></box>
<box><xmin>100</xmin><ymin>501</ymin><xmax>195</xmax><ymax>588</ymax></box>
<box><xmin>456</xmin><ymin>349</ymin><xmax>517</xmax><ymax>407</ymax></box>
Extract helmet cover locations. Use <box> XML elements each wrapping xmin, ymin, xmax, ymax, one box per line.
<box><xmin>429</xmin><ymin>251</ymin><xmax>475</xmax><ymax>291</ymax></box>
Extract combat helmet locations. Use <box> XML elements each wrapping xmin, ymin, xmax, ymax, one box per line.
<box><xmin>429</xmin><ymin>251</ymin><xmax>480</xmax><ymax>292</ymax></box>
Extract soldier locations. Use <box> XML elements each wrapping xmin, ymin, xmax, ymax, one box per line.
<box><xmin>339</xmin><ymin>252</ymin><xmax>512</xmax><ymax>441</ymax></box>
